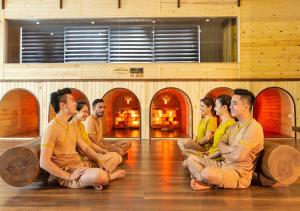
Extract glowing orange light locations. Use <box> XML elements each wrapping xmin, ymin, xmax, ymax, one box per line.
<box><xmin>162</xmin><ymin>95</ymin><xmax>170</xmax><ymax>104</ymax></box>
<box><xmin>124</xmin><ymin>96</ymin><xmax>132</xmax><ymax>104</ymax></box>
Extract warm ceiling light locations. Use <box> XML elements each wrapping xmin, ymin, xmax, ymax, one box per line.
<box><xmin>91</xmin><ymin>21</ymin><xmax>95</xmax><ymax>24</ymax></box>
<box><xmin>205</xmin><ymin>19</ymin><xmax>210</xmax><ymax>22</ymax></box>
<box><xmin>124</xmin><ymin>96</ymin><xmax>132</xmax><ymax>104</ymax></box>
<box><xmin>50</xmin><ymin>32</ymin><xmax>54</xmax><ymax>36</ymax></box>
<box><xmin>162</xmin><ymin>95</ymin><xmax>171</xmax><ymax>105</ymax></box>
<box><xmin>36</xmin><ymin>21</ymin><xmax>40</xmax><ymax>25</ymax></box>
<box><xmin>152</xmin><ymin>20</ymin><xmax>156</xmax><ymax>23</ymax></box>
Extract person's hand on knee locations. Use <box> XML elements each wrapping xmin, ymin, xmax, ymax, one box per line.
<box><xmin>68</xmin><ymin>167</ymin><xmax>88</xmax><ymax>180</ymax></box>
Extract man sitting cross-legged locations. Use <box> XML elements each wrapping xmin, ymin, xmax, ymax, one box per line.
<box><xmin>85</xmin><ymin>99</ymin><xmax>131</xmax><ymax>157</ymax></box>
<box><xmin>186</xmin><ymin>89</ymin><xmax>264</xmax><ymax>190</ymax></box>
<box><xmin>40</xmin><ymin>88</ymin><xmax>125</xmax><ymax>189</ymax></box>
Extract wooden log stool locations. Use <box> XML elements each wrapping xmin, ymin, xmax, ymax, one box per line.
<box><xmin>254</xmin><ymin>140</ymin><xmax>300</xmax><ymax>187</ymax></box>
<box><xmin>0</xmin><ymin>138</ymin><xmax>49</xmax><ymax>187</ymax></box>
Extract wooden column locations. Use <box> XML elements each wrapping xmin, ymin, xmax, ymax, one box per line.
<box><xmin>59</xmin><ymin>0</ymin><xmax>63</xmax><ymax>9</ymax></box>
<box><xmin>177</xmin><ymin>0</ymin><xmax>180</xmax><ymax>8</ymax></box>
<box><xmin>1</xmin><ymin>0</ymin><xmax>5</xmax><ymax>10</ymax></box>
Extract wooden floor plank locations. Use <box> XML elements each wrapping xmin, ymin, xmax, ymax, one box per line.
<box><xmin>0</xmin><ymin>139</ymin><xmax>300</xmax><ymax>210</ymax></box>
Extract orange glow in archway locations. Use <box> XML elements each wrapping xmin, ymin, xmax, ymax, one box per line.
<box><xmin>254</xmin><ymin>87</ymin><xmax>295</xmax><ymax>138</ymax></box>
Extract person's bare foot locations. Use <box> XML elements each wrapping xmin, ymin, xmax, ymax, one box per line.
<box><xmin>190</xmin><ymin>179</ymin><xmax>211</xmax><ymax>191</ymax></box>
<box><xmin>93</xmin><ymin>185</ymin><xmax>103</xmax><ymax>190</ymax></box>
<box><xmin>110</xmin><ymin>170</ymin><xmax>126</xmax><ymax>181</ymax></box>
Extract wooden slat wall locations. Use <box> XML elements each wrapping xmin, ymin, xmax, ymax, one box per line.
<box><xmin>3</xmin><ymin>0</ymin><xmax>82</xmax><ymax>18</ymax></box>
<box><xmin>0</xmin><ymin>18</ymin><xmax>4</xmax><ymax>79</ymax></box>
<box><xmin>0</xmin><ymin>0</ymin><xmax>299</xmax><ymax>79</ymax></box>
<box><xmin>160</xmin><ymin>0</ymin><xmax>237</xmax><ymax>17</ymax></box>
<box><xmin>0</xmin><ymin>81</ymin><xmax>299</xmax><ymax>139</ymax></box>
<box><xmin>2</xmin><ymin>0</ymin><xmax>238</xmax><ymax>18</ymax></box>
<box><xmin>3</xmin><ymin>63</ymin><xmax>240</xmax><ymax>80</ymax></box>
<box><xmin>240</xmin><ymin>0</ymin><xmax>300</xmax><ymax>78</ymax></box>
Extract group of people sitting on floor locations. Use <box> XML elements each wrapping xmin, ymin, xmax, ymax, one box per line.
<box><xmin>178</xmin><ymin>88</ymin><xmax>264</xmax><ymax>190</ymax></box>
<box><xmin>40</xmin><ymin>87</ymin><xmax>264</xmax><ymax>191</ymax></box>
<box><xmin>40</xmin><ymin>88</ymin><xmax>131</xmax><ymax>189</ymax></box>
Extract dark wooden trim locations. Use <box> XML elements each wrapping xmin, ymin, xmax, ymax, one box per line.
<box><xmin>237</xmin><ymin>0</ymin><xmax>240</xmax><ymax>7</ymax></box>
<box><xmin>118</xmin><ymin>0</ymin><xmax>121</xmax><ymax>8</ymax></box>
<box><xmin>292</xmin><ymin>126</ymin><xmax>300</xmax><ymax>133</ymax></box>
<box><xmin>177</xmin><ymin>0</ymin><xmax>180</xmax><ymax>8</ymax></box>
<box><xmin>2</xmin><ymin>0</ymin><xmax>5</xmax><ymax>10</ymax></box>
<box><xmin>59</xmin><ymin>0</ymin><xmax>63</xmax><ymax>9</ymax></box>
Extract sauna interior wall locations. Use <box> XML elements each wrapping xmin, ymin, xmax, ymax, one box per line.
<box><xmin>0</xmin><ymin>89</ymin><xmax>39</xmax><ymax>137</ymax></box>
<box><xmin>0</xmin><ymin>81</ymin><xmax>298</xmax><ymax>139</ymax></box>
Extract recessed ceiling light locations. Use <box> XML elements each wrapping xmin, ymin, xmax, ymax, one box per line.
<box><xmin>152</xmin><ymin>20</ymin><xmax>156</xmax><ymax>23</ymax></box>
<box><xmin>98</xmin><ymin>33</ymin><xmax>102</xmax><ymax>35</ymax></box>
<box><xmin>36</xmin><ymin>21</ymin><xmax>40</xmax><ymax>25</ymax></box>
<box><xmin>91</xmin><ymin>21</ymin><xmax>95</xmax><ymax>24</ymax></box>
<box><xmin>50</xmin><ymin>33</ymin><xmax>54</xmax><ymax>36</ymax></box>
<box><xmin>205</xmin><ymin>19</ymin><xmax>210</xmax><ymax>22</ymax></box>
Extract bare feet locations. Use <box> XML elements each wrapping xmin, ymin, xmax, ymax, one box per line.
<box><xmin>93</xmin><ymin>185</ymin><xmax>103</xmax><ymax>190</ymax></box>
<box><xmin>110</xmin><ymin>170</ymin><xmax>126</xmax><ymax>181</ymax></box>
<box><xmin>190</xmin><ymin>179</ymin><xmax>211</xmax><ymax>191</ymax></box>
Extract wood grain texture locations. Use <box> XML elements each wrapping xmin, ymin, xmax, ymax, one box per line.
<box><xmin>0</xmin><ymin>139</ymin><xmax>299</xmax><ymax>210</ymax></box>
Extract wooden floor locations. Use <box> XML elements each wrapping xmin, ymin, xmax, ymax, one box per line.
<box><xmin>151</xmin><ymin>129</ymin><xmax>190</xmax><ymax>138</ymax></box>
<box><xmin>104</xmin><ymin>129</ymin><xmax>140</xmax><ymax>138</ymax></box>
<box><xmin>0</xmin><ymin>139</ymin><xmax>300</xmax><ymax>210</ymax></box>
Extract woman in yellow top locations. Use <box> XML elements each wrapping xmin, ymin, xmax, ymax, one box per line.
<box><xmin>178</xmin><ymin>97</ymin><xmax>217</xmax><ymax>158</ymax></box>
<box><xmin>72</xmin><ymin>101</ymin><xmax>122</xmax><ymax>173</ymax></box>
<box><xmin>204</xmin><ymin>94</ymin><xmax>236</xmax><ymax>160</ymax></box>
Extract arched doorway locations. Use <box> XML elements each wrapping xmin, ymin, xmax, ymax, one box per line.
<box><xmin>102</xmin><ymin>88</ymin><xmax>141</xmax><ymax>139</ymax></box>
<box><xmin>48</xmin><ymin>88</ymin><xmax>90</xmax><ymax>121</ymax></box>
<box><xmin>254</xmin><ymin>87</ymin><xmax>296</xmax><ymax>139</ymax></box>
<box><xmin>0</xmin><ymin>89</ymin><xmax>39</xmax><ymax>138</ymax></box>
<box><xmin>206</xmin><ymin>87</ymin><xmax>234</xmax><ymax>100</ymax></box>
<box><xmin>150</xmin><ymin>88</ymin><xmax>192</xmax><ymax>139</ymax></box>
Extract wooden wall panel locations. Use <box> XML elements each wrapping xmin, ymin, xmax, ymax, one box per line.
<box><xmin>160</xmin><ymin>0</ymin><xmax>238</xmax><ymax>17</ymax></box>
<box><xmin>82</xmin><ymin>0</ymin><xmax>160</xmax><ymax>18</ymax></box>
<box><xmin>0</xmin><ymin>80</ymin><xmax>290</xmax><ymax>140</ymax></box>
<box><xmin>240</xmin><ymin>0</ymin><xmax>300</xmax><ymax>78</ymax></box>
<box><xmin>0</xmin><ymin>18</ymin><xmax>3</xmax><ymax>79</ymax></box>
<box><xmin>3</xmin><ymin>0</ymin><xmax>82</xmax><ymax>18</ymax></box>
<box><xmin>3</xmin><ymin>64</ymin><xmax>81</xmax><ymax>79</ymax></box>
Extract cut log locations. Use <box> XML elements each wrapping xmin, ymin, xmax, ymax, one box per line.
<box><xmin>0</xmin><ymin>138</ymin><xmax>48</xmax><ymax>187</ymax></box>
<box><xmin>256</xmin><ymin>140</ymin><xmax>300</xmax><ymax>186</ymax></box>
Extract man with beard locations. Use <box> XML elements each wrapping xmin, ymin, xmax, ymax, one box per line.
<box><xmin>40</xmin><ymin>88</ymin><xmax>126</xmax><ymax>189</ymax></box>
<box><xmin>85</xmin><ymin>99</ymin><xmax>131</xmax><ymax>157</ymax></box>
